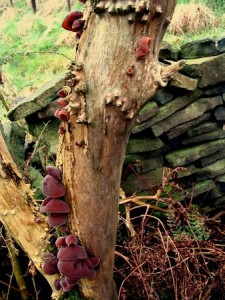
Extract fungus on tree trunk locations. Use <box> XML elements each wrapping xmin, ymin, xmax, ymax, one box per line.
<box><xmin>62</xmin><ymin>11</ymin><xmax>84</xmax><ymax>32</ymax></box>
<box><xmin>42</xmin><ymin>175</ymin><xmax>65</xmax><ymax>198</ymax></box>
<box><xmin>56</xmin><ymin>1</ymin><xmax>182</xmax><ymax>298</ymax></box>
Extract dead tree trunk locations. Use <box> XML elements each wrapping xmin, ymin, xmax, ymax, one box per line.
<box><xmin>57</xmin><ymin>1</ymin><xmax>180</xmax><ymax>299</ymax></box>
<box><xmin>31</xmin><ymin>0</ymin><xmax>36</xmax><ymax>13</ymax></box>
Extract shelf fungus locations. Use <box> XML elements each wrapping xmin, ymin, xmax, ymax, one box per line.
<box><xmin>62</xmin><ymin>10</ymin><xmax>85</xmax><ymax>38</ymax></box>
<box><xmin>136</xmin><ymin>36</ymin><xmax>151</xmax><ymax>60</ymax></box>
<box><xmin>42</xmin><ymin>235</ymin><xmax>101</xmax><ymax>292</ymax></box>
<box><xmin>42</xmin><ymin>175</ymin><xmax>65</xmax><ymax>198</ymax></box>
<box><xmin>40</xmin><ymin>161</ymin><xmax>100</xmax><ymax>292</ymax></box>
<box><xmin>40</xmin><ymin>166</ymin><xmax>69</xmax><ymax>227</ymax></box>
<box><xmin>43</xmin><ymin>253</ymin><xmax>59</xmax><ymax>275</ymax></box>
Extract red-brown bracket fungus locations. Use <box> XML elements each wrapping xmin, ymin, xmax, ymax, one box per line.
<box><xmin>76</xmin><ymin>31</ymin><xmax>83</xmax><ymax>39</ymax></box>
<box><xmin>57</xmin><ymin>89</ymin><xmax>67</xmax><ymax>98</ymax></box>
<box><xmin>55</xmin><ymin>236</ymin><xmax>67</xmax><ymax>248</ymax></box>
<box><xmin>58</xmin><ymin>109</ymin><xmax>70</xmax><ymax>123</ymax></box>
<box><xmin>136</xmin><ymin>36</ymin><xmax>151</xmax><ymax>60</ymax></box>
<box><xmin>54</xmin><ymin>234</ymin><xmax>100</xmax><ymax>287</ymax></box>
<box><xmin>46</xmin><ymin>165</ymin><xmax>62</xmax><ymax>181</ymax></box>
<box><xmin>42</xmin><ymin>174</ymin><xmax>65</xmax><ymax>198</ymax></box>
<box><xmin>54</xmin><ymin>279</ymin><xmax>61</xmax><ymax>291</ymax></box>
<box><xmin>40</xmin><ymin>166</ymin><xmax>100</xmax><ymax>292</ymax></box>
<box><xmin>59</xmin><ymin>276</ymin><xmax>75</xmax><ymax>292</ymax></box>
<box><xmin>40</xmin><ymin>198</ymin><xmax>70</xmax><ymax>214</ymax></box>
<box><xmin>57</xmin><ymin>244</ymin><xmax>87</xmax><ymax>261</ymax></box>
<box><xmin>54</xmin><ymin>108</ymin><xmax>62</xmax><ymax>119</ymax></box>
<box><xmin>48</xmin><ymin>213</ymin><xmax>68</xmax><ymax>227</ymax></box>
<box><xmin>127</xmin><ymin>65</ymin><xmax>135</xmax><ymax>76</ymax></box>
<box><xmin>43</xmin><ymin>253</ymin><xmax>59</xmax><ymax>275</ymax></box>
<box><xmin>72</xmin><ymin>19</ymin><xmax>85</xmax><ymax>32</ymax></box>
<box><xmin>65</xmin><ymin>234</ymin><xmax>78</xmax><ymax>246</ymax></box>
<box><xmin>57</xmin><ymin>98</ymin><xmax>68</xmax><ymax>108</ymax></box>
<box><xmin>62</xmin><ymin>11</ymin><xmax>83</xmax><ymax>32</ymax></box>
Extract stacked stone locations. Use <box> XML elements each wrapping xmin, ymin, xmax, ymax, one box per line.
<box><xmin>122</xmin><ymin>36</ymin><xmax>225</xmax><ymax>207</ymax></box>
<box><xmin>5</xmin><ymin>36</ymin><xmax>225</xmax><ymax>208</ymax></box>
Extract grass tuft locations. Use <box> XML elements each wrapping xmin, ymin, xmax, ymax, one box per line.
<box><xmin>169</xmin><ymin>3</ymin><xmax>218</xmax><ymax>35</ymax></box>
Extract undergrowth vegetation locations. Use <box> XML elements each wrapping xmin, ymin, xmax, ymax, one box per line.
<box><xmin>0</xmin><ymin>0</ymin><xmax>82</xmax><ymax>98</ymax></box>
<box><xmin>165</xmin><ymin>1</ymin><xmax>225</xmax><ymax>48</ymax></box>
<box><xmin>115</xmin><ymin>167</ymin><xmax>225</xmax><ymax>299</ymax></box>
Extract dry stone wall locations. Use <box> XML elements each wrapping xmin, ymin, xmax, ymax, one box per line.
<box><xmin>6</xmin><ymin>36</ymin><xmax>225</xmax><ymax>207</ymax></box>
<box><xmin>122</xmin><ymin>36</ymin><xmax>225</xmax><ymax>208</ymax></box>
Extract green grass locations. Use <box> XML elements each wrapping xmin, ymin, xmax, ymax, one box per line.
<box><xmin>177</xmin><ymin>0</ymin><xmax>225</xmax><ymax>15</ymax></box>
<box><xmin>0</xmin><ymin>0</ymin><xmax>225</xmax><ymax>96</ymax></box>
<box><xmin>0</xmin><ymin>1</ymin><xmax>79</xmax><ymax>95</ymax></box>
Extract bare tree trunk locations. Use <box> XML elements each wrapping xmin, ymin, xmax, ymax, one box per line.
<box><xmin>9</xmin><ymin>0</ymin><xmax>13</xmax><ymax>7</ymax></box>
<box><xmin>31</xmin><ymin>0</ymin><xmax>36</xmax><ymax>13</ymax></box>
<box><xmin>57</xmin><ymin>1</ymin><xmax>178</xmax><ymax>299</ymax></box>
<box><xmin>66</xmin><ymin>0</ymin><xmax>71</xmax><ymax>12</ymax></box>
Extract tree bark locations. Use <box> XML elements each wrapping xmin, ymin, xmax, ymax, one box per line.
<box><xmin>57</xmin><ymin>1</ymin><xmax>177</xmax><ymax>299</ymax></box>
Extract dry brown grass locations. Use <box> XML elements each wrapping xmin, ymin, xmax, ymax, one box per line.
<box><xmin>169</xmin><ymin>3</ymin><xmax>218</xmax><ymax>35</ymax></box>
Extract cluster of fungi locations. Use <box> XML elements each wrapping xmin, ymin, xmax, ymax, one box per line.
<box><xmin>54</xmin><ymin>1</ymin><xmax>153</xmax><ymax>127</ymax></box>
<box><xmin>40</xmin><ymin>166</ymin><xmax>100</xmax><ymax>292</ymax></box>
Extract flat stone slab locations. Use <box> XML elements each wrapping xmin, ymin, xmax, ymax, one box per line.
<box><xmin>180</xmin><ymin>38</ymin><xmax>219</xmax><ymax>59</ymax></box>
<box><xmin>165</xmin><ymin>138</ymin><xmax>225</xmax><ymax>167</ymax></box>
<box><xmin>132</xmin><ymin>102</ymin><xmax>159</xmax><ymax>133</ymax></box>
<box><xmin>199</xmin><ymin>148</ymin><xmax>225</xmax><ymax>167</ymax></box>
<box><xmin>182</xmin><ymin>128</ymin><xmax>225</xmax><ymax>145</ymax></box>
<box><xmin>159</xmin><ymin>41</ymin><xmax>180</xmax><ymax>61</ymax></box>
<box><xmin>7</xmin><ymin>72</ymin><xmax>66</xmax><ymax>121</ymax></box>
<box><xmin>169</xmin><ymin>72</ymin><xmax>198</xmax><ymax>91</ymax></box>
<box><xmin>209</xmin><ymin>184</ymin><xmax>225</xmax><ymax>199</ymax></box>
<box><xmin>213</xmin><ymin>106</ymin><xmax>225</xmax><ymax>121</ymax></box>
<box><xmin>142</xmin><ymin>89</ymin><xmax>202</xmax><ymax>131</ymax></box>
<box><xmin>122</xmin><ymin>167</ymin><xmax>163</xmax><ymax>195</ymax></box>
<box><xmin>152</xmin><ymin>96</ymin><xmax>223</xmax><ymax>137</ymax></box>
<box><xmin>127</xmin><ymin>137</ymin><xmax>164</xmax><ymax>154</ymax></box>
<box><xmin>165</xmin><ymin>113</ymin><xmax>210</xmax><ymax>140</ymax></box>
<box><xmin>196</xmin><ymin>158</ymin><xmax>225</xmax><ymax>181</ymax></box>
<box><xmin>204</xmin><ymin>83</ymin><xmax>225</xmax><ymax>96</ymax></box>
<box><xmin>124</xmin><ymin>155</ymin><xmax>164</xmax><ymax>173</ymax></box>
<box><xmin>151</xmin><ymin>87</ymin><xmax>176</xmax><ymax>106</ymax></box>
<box><xmin>182</xmin><ymin>180</ymin><xmax>215</xmax><ymax>200</ymax></box>
<box><xmin>186</xmin><ymin>122</ymin><xmax>219</xmax><ymax>137</ymax></box>
<box><xmin>182</xmin><ymin>53</ymin><xmax>225</xmax><ymax>87</ymax></box>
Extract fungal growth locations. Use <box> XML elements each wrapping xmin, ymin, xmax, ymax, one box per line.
<box><xmin>40</xmin><ymin>168</ymin><xmax>100</xmax><ymax>292</ymax></box>
<box><xmin>54</xmin><ymin>61</ymin><xmax>88</xmax><ymax>129</ymax></box>
<box><xmin>41</xmin><ymin>166</ymin><xmax>69</xmax><ymax>227</ymax></box>
<box><xmin>42</xmin><ymin>235</ymin><xmax>100</xmax><ymax>292</ymax></box>
<box><xmin>136</xmin><ymin>36</ymin><xmax>151</xmax><ymax>60</ymax></box>
<box><xmin>62</xmin><ymin>10</ymin><xmax>85</xmax><ymax>38</ymax></box>
<box><xmin>55</xmin><ymin>235</ymin><xmax>100</xmax><ymax>291</ymax></box>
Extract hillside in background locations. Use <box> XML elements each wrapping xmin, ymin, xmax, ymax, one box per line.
<box><xmin>0</xmin><ymin>0</ymin><xmax>82</xmax><ymax>99</ymax></box>
<box><xmin>0</xmin><ymin>0</ymin><xmax>225</xmax><ymax>117</ymax></box>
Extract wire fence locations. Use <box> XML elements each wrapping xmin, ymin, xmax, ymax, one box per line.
<box><xmin>177</xmin><ymin>0</ymin><xmax>225</xmax><ymax>14</ymax></box>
